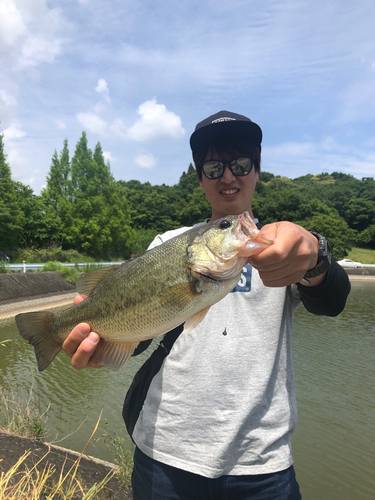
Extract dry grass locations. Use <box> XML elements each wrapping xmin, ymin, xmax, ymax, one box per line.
<box><xmin>0</xmin><ymin>414</ymin><xmax>115</xmax><ymax>499</ymax></box>
<box><xmin>0</xmin><ymin>380</ymin><xmax>131</xmax><ymax>498</ymax></box>
<box><xmin>0</xmin><ymin>380</ymin><xmax>48</xmax><ymax>441</ymax></box>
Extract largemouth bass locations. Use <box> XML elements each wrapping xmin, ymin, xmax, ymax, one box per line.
<box><xmin>16</xmin><ymin>212</ymin><xmax>272</xmax><ymax>371</ymax></box>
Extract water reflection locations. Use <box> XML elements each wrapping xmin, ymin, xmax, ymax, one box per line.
<box><xmin>1</xmin><ymin>281</ymin><xmax>374</xmax><ymax>499</ymax></box>
<box><xmin>292</xmin><ymin>281</ymin><xmax>375</xmax><ymax>500</ymax></box>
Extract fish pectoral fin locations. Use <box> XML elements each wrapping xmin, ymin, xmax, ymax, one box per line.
<box><xmin>159</xmin><ymin>281</ymin><xmax>200</xmax><ymax>309</ymax></box>
<box><xmin>76</xmin><ymin>265</ymin><xmax>120</xmax><ymax>296</ymax></box>
<box><xmin>90</xmin><ymin>339</ymin><xmax>139</xmax><ymax>371</ymax></box>
<box><xmin>183</xmin><ymin>306</ymin><xmax>211</xmax><ymax>333</ymax></box>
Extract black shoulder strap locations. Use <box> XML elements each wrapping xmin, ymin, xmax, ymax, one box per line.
<box><xmin>158</xmin><ymin>323</ymin><xmax>184</xmax><ymax>354</ymax></box>
<box><xmin>123</xmin><ymin>324</ymin><xmax>184</xmax><ymax>439</ymax></box>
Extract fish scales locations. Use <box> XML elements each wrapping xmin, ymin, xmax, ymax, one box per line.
<box><xmin>15</xmin><ymin>212</ymin><xmax>273</xmax><ymax>371</ymax></box>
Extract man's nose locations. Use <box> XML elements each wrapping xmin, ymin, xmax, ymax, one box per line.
<box><xmin>221</xmin><ymin>165</ymin><xmax>236</xmax><ymax>183</ymax></box>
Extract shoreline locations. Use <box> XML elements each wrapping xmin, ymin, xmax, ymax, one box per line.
<box><xmin>347</xmin><ymin>274</ymin><xmax>375</xmax><ymax>281</ymax></box>
<box><xmin>1</xmin><ymin>272</ymin><xmax>374</xmax><ymax>321</ymax></box>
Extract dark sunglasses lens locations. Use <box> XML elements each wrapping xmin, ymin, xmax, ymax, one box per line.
<box><xmin>202</xmin><ymin>161</ymin><xmax>224</xmax><ymax>179</ymax></box>
<box><xmin>230</xmin><ymin>158</ymin><xmax>253</xmax><ymax>176</ymax></box>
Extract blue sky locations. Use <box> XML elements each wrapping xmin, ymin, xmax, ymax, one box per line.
<box><xmin>1</xmin><ymin>0</ymin><xmax>375</xmax><ymax>194</ymax></box>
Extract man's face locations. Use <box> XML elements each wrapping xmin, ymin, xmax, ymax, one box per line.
<box><xmin>199</xmin><ymin>148</ymin><xmax>259</xmax><ymax>222</ymax></box>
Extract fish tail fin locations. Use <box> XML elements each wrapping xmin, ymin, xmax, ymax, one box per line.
<box><xmin>15</xmin><ymin>311</ymin><xmax>61</xmax><ymax>372</ymax></box>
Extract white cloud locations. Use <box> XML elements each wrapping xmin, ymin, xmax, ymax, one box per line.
<box><xmin>134</xmin><ymin>153</ymin><xmax>156</xmax><ymax>170</ymax></box>
<box><xmin>54</xmin><ymin>119</ymin><xmax>66</xmax><ymax>129</ymax></box>
<box><xmin>103</xmin><ymin>151</ymin><xmax>117</xmax><ymax>163</ymax></box>
<box><xmin>19</xmin><ymin>34</ymin><xmax>62</xmax><ymax>68</ymax></box>
<box><xmin>0</xmin><ymin>0</ymin><xmax>66</xmax><ymax>69</ymax></box>
<box><xmin>126</xmin><ymin>99</ymin><xmax>185</xmax><ymax>142</ymax></box>
<box><xmin>76</xmin><ymin>112</ymin><xmax>108</xmax><ymax>136</ymax></box>
<box><xmin>5</xmin><ymin>145</ymin><xmax>28</xmax><ymax>180</ymax></box>
<box><xmin>264</xmin><ymin>138</ymin><xmax>375</xmax><ymax>179</ymax></box>
<box><xmin>0</xmin><ymin>88</ymin><xmax>17</xmax><ymax>107</ymax></box>
<box><xmin>3</xmin><ymin>123</ymin><xmax>26</xmax><ymax>140</ymax></box>
<box><xmin>0</xmin><ymin>0</ymin><xmax>26</xmax><ymax>46</ymax></box>
<box><xmin>95</xmin><ymin>78</ymin><xmax>108</xmax><ymax>94</ymax></box>
<box><xmin>111</xmin><ymin>119</ymin><xmax>127</xmax><ymax>139</ymax></box>
<box><xmin>95</xmin><ymin>78</ymin><xmax>111</xmax><ymax>104</ymax></box>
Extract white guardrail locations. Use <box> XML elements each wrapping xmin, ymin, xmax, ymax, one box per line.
<box><xmin>7</xmin><ymin>262</ymin><xmax>123</xmax><ymax>273</ymax></box>
<box><xmin>339</xmin><ymin>264</ymin><xmax>375</xmax><ymax>268</ymax></box>
<box><xmin>5</xmin><ymin>262</ymin><xmax>375</xmax><ymax>273</ymax></box>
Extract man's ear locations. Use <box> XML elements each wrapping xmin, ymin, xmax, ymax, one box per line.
<box><xmin>255</xmin><ymin>171</ymin><xmax>259</xmax><ymax>182</ymax></box>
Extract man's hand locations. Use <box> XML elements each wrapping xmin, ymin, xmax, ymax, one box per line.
<box><xmin>62</xmin><ymin>294</ymin><xmax>102</xmax><ymax>370</ymax></box>
<box><xmin>248</xmin><ymin>222</ymin><xmax>325</xmax><ymax>287</ymax></box>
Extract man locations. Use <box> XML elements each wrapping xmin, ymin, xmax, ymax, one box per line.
<box><xmin>63</xmin><ymin>111</ymin><xmax>351</xmax><ymax>499</ymax></box>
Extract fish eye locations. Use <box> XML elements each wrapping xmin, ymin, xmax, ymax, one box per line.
<box><xmin>219</xmin><ymin>219</ymin><xmax>231</xmax><ymax>229</ymax></box>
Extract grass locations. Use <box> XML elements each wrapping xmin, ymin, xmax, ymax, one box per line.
<box><xmin>105</xmin><ymin>433</ymin><xmax>134</xmax><ymax>495</ymax></box>
<box><xmin>0</xmin><ymin>380</ymin><xmax>133</xmax><ymax>497</ymax></box>
<box><xmin>41</xmin><ymin>261</ymin><xmax>80</xmax><ymax>283</ymax></box>
<box><xmin>0</xmin><ymin>380</ymin><xmax>49</xmax><ymax>441</ymax></box>
<box><xmin>0</xmin><ymin>416</ymin><xmax>116</xmax><ymax>499</ymax></box>
<box><xmin>347</xmin><ymin>247</ymin><xmax>375</xmax><ymax>264</ymax></box>
<box><xmin>0</xmin><ymin>260</ymin><xmax>10</xmax><ymax>273</ymax></box>
<box><xmin>78</xmin><ymin>262</ymin><xmax>106</xmax><ymax>273</ymax></box>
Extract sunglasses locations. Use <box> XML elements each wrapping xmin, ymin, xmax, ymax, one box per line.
<box><xmin>200</xmin><ymin>157</ymin><xmax>255</xmax><ymax>179</ymax></box>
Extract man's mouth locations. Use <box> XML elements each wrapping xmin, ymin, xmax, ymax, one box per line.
<box><xmin>220</xmin><ymin>188</ymin><xmax>239</xmax><ymax>195</ymax></box>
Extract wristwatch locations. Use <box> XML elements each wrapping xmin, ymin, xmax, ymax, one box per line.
<box><xmin>303</xmin><ymin>232</ymin><xmax>332</xmax><ymax>279</ymax></box>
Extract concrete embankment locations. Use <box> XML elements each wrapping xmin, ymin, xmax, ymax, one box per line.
<box><xmin>345</xmin><ymin>268</ymin><xmax>375</xmax><ymax>280</ymax></box>
<box><xmin>0</xmin><ymin>272</ymin><xmax>76</xmax><ymax>319</ymax></box>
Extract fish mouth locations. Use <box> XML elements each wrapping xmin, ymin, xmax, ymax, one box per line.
<box><xmin>235</xmin><ymin>212</ymin><xmax>258</xmax><ymax>238</ymax></box>
<box><xmin>238</xmin><ymin>212</ymin><xmax>273</xmax><ymax>245</ymax></box>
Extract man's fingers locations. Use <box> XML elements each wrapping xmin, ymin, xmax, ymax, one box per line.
<box><xmin>62</xmin><ymin>295</ymin><xmax>102</xmax><ymax>370</ymax></box>
<box><xmin>62</xmin><ymin>322</ymin><xmax>91</xmax><ymax>357</ymax></box>
<box><xmin>62</xmin><ymin>323</ymin><xmax>101</xmax><ymax>369</ymax></box>
<box><xmin>74</xmin><ymin>294</ymin><xmax>87</xmax><ymax>306</ymax></box>
<box><xmin>70</xmin><ymin>332</ymin><xmax>101</xmax><ymax>370</ymax></box>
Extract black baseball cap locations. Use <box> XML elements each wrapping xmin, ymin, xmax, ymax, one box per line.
<box><xmin>190</xmin><ymin>110</ymin><xmax>262</xmax><ymax>153</ymax></box>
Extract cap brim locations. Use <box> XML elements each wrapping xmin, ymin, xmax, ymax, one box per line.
<box><xmin>190</xmin><ymin>120</ymin><xmax>262</xmax><ymax>153</ymax></box>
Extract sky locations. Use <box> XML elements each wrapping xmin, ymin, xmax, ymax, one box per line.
<box><xmin>1</xmin><ymin>0</ymin><xmax>375</xmax><ymax>195</ymax></box>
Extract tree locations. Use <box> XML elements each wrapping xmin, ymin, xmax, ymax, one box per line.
<box><xmin>0</xmin><ymin>135</ymin><xmax>12</xmax><ymax>195</ymax></box>
<box><xmin>71</xmin><ymin>132</ymin><xmax>94</xmax><ymax>197</ymax></box>
<box><xmin>177</xmin><ymin>164</ymin><xmax>200</xmax><ymax>198</ymax></box>
<box><xmin>296</xmin><ymin>212</ymin><xmax>355</xmax><ymax>259</ymax></box>
<box><xmin>178</xmin><ymin>187</ymin><xmax>211</xmax><ymax>226</ymax></box>
<box><xmin>0</xmin><ymin>134</ymin><xmax>24</xmax><ymax>250</ymax></box>
<box><xmin>16</xmin><ymin>183</ymin><xmax>61</xmax><ymax>248</ymax></box>
<box><xmin>93</xmin><ymin>142</ymin><xmax>113</xmax><ymax>195</ymax></box>
<box><xmin>345</xmin><ymin>198</ymin><xmax>375</xmax><ymax>232</ymax></box>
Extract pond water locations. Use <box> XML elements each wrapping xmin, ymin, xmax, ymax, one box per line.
<box><xmin>0</xmin><ymin>280</ymin><xmax>374</xmax><ymax>499</ymax></box>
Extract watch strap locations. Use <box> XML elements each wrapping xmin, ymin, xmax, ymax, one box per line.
<box><xmin>303</xmin><ymin>232</ymin><xmax>331</xmax><ymax>279</ymax></box>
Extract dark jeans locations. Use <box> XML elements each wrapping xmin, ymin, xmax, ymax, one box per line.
<box><xmin>132</xmin><ymin>447</ymin><xmax>302</xmax><ymax>500</ymax></box>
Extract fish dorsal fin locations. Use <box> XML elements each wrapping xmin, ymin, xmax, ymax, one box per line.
<box><xmin>90</xmin><ymin>338</ymin><xmax>139</xmax><ymax>371</ymax></box>
<box><xmin>76</xmin><ymin>265</ymin><xmax>120</xmax><ymax>296</ymax></box>
<box><xmin>183</xmin><ymin>306</ymin><xmax>211</xmax><ymax>333</ymax></box>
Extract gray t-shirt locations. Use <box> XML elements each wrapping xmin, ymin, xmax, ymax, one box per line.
<box><xmin>132</xmin><ymin>223</ymin><xmax>301</xmax><ymax>478</ymax></box>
